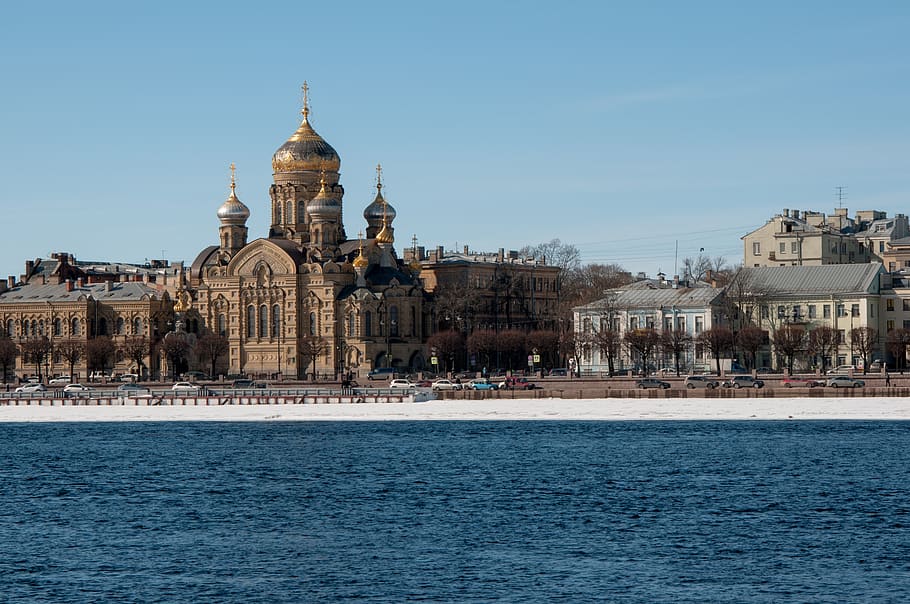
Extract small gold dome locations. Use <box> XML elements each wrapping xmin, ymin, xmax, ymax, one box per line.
<box><xmin>375</xmin><ymin>222</ymin><xmax>394</xmax><ymax>244</ymax></box>
<box><xmin>353</xmin><ymin>251</ymin><xmax>369</xmax><ymax>269</ymax></box>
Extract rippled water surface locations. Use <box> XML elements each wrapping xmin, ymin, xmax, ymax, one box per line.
<box><xmin>1</xmin><ymin>421</ymin><xmax>909</xmax><ymax>602</ymax></box>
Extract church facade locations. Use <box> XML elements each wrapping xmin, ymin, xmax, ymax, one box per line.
<box><xmin>188</xmin><ymin>88</ymin><xmax>426</xmax><ymax>379</ymax></box>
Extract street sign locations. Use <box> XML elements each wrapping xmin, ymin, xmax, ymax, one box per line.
<box><xmin>431</xmin><ymin>356</ymin><xmax>438</xmax><ymax>365</ymax></box>
<box><xmin>533</xmin><ymin>354</ymin><xmax>540</xmax><ymax>363</ymax></box>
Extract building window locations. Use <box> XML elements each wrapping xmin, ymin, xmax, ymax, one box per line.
<box><xmin>753</xmin><ymin>242</ymin><xmax>761</xmax><ymax>255</ymax></box>
<box><xmin>780</xmin><ymin>242</ymin><xmax>786</xmax><ymax>254</ymax></box>
<box><xmin>390</xmin><ymin>306</ymin><xmax>399</xmax><ymax>337</ymax></box>
<box><xmin>760</xmin><ymin>306</ymin><xmax>769</xmax><ymax>320</ymax></box>
<box><xmin>71</xmin><ymin>318</ymin><xmax>81</xmax><ymax>336</ymax></box>
<box><xmin>677</xmin><ymin>316</ymin><xmax>686</xmax><ymax>331</ymax></box>
<box><xmin>904</xmin><ymin>320</ymin><xmax>910</xmax><ymax>330</ymax></box>
<box><xmin>838</xmin><ymin>330</ymin><xmax>846</xmax><ymax>344</ymax></box>
<box><xmin>348</xmin><ymin>314</ymin><xmax>355</xmax><ymax>337</ymax></box>
<box><xmin>115</xmin><ymin>317</ymin><xmax>123</xmax><ymax>335</ymax></box>
<box><xmin>259</xmin><ymin>305</ymin><xmax>268</xmax><ymax>338</ymax></box>
<box><xmin>309</xmin><ymin>312</ymin><xmax>317</xmax><ymax>336</ymax></box>
<box><xmin>5</xmin><ymin>319</ymin><xmax>13</xmax><ymax>337</ymax></box>
<box><xmin>823</xmin><ymin>305</ymin><xmax>831</xmax><ymax>319</ymax></box>
<box><xmin>880</xmin><ymin>241</ymin><xmax>885</xmax><ymax>253</ymax></box>
<box><xmin>777</xmin><ymin>306</ymin><xmax>786</xmax><ymax>319</ymax></box>
<box><xmin>836</xmin><ymin>304</ymin><xmax>846</xmax><ymax>317</ymax></box>
<box><xmin>808</xmin><ymin>305</ymin><xmax>816</xmax><ymax>319</ymax></box>
<box><xmin>218</xmin><ymin>314</ymin><xmax>227</xmax><ymax>337</ymax></box>
<box><xmin>887</xmin><ymin>299</ymin><xmax>895</xmax><ymax>311</ymax></box>
<box><xmin>904</xmin><ymin>300</ymin><xmax>910</xmax><ymax>312</ymax></box>
<box><xmin>887</xmin><ymin>320</ymin><xmax>895</xmax><ymax>332</ymax></box>
<box><xmin>583</xmin><ymin>317</ymin><xmax>591</xmax><ymax>333</ymax></box>
<box><xmin>630</xmin><ymin>317</ymin><xmax>638</xmax><ymax>330</ymax></box>
<box><xmin>791</xmin><ymin>241</ymin><xmax>798</xmax><ymax>253</ymax></box>
<box><xmin>271</xmin><ymin>305</ymin><xmax>281</xmax><ymax>338</ymax></box>
<box><xmin>792</xmin><ymin>305</ymin><xmax>801</xmax><ymax>320</ymax></box>
<box><xmin>247</xmin><ymin>305</ymin><xmax>255</xmax><ymax>338</ymax></box>
<box><xmin>364</xmin><ymin>311</ymin><xmax>372</xmax><ymax>337</ymax></box>
<box><xmin>98</xmin><ymin>318</ymin><xmax>107</xmax><ymax>336</ymax></box>
<box><xmin>851</xmin><ymin>304</ymin><xmax>860</xmax><ymax>317</ymax></box>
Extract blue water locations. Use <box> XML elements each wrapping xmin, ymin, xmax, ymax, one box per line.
<box><xmin>1</xmin><ymin>421</ymin><xmax>909</xmax><ymax>603</ymax></box>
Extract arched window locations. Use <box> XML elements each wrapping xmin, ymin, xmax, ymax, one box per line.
<box><xmin>347</xmin><ymin>313</ymin><xmax>355</xmax><ymax>337</ymax></box>
<box><xmin>259</xmin><ymin>305</ymin><xmax>268</xmax><ymax>339</ymax></box>
<box><xmin>410</xmin><ymin>306</ymin><xmax>416</xmax><ymax>337</ymax></box>
<box><xmin>115</xmin><ymin>317</ymin><xmax>124</xmax><ymax>335</ymax></box>
<box><xmin>38</xmin><ymin>320</ymin><xmax>45</xmax><ymax>336</ymax></box>
<box><xmin>217</xmin><ymin>314</ymin><xmax>227</xmax><ymax>337</ymax></box>
<box><xmin>309</xmin><ymin>312</ymin><xmax>317</xmax><ymax>336</ymax></box>
<box><xmin>98</xmin><ymin>318</ymin><xmax>107</xmax><ymax>336</ymax></box>
<box><xmin>133</xmin><ymin>318</ymin><xmax>142</xmax><ymax>335</ymax></box>
<box><xmin>72</xmin><ymin>318</ymin><xmax>81</xmax><ymax>336</ymax></box>
<box><xmin>246</xmin><ymin>305</ymin><xmax>255</xmax><ymax>338</ymax></box>
<box><xmin>272</xmin><ymin>304</ymin><xmax>281</xmax><ymax>338</ymax></box>
<box><xmin>390</xmin><ymin>306</ymin><xmax>399</xmax><ymax>337</ymax></box>
<box><xmin>275</xmin><ymin>202</ymin><xmax>282</xmax><ymax>224</ymax></box>
<box><xmin>286</xmin><ymin>201</ymin><xmax>293</xmax><ymax>224</ymax></box>
<box><xmin>7</xmin><ymin>319</ymin><xmax>15</xmax><ymax>337</ymax></box>
<box><xmin>364</xmin><ymin>311</ymin><xmax>372</xmax><ymax>337</ymax></box>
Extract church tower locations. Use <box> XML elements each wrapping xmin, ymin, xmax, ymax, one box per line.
<box><xmin>216</xmin><ymin>163</ymin><xmax>250</xmax><ymax>256</ymax></box>
<box><xmin>269</xmin><ymin>82</ymin><xmax>344</xmax><ymax>247</ymax></box>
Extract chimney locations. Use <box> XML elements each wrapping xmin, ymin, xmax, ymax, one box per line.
<box><xmin>25</xmin><ymin>260</ymin><xmax>34</xmax><ymax>275</ymax></box>
<box><xmin>66</xmin><ymin>279</ymin><xmax>74</xmax><ymax>292</ymax></box>
<box><xmin>783</xmin><ymin>208</ymin><xmax>789</xmax><ymax>218</ymax></box>
<box><xmin>673</xmin><ymin>275</ymin><xmax>680</xmax><ymax>288</ymax></box>
<box><xmin>76</xmin><ymin>277</ymin><xmax>84</xmax><ymax>288</ymax></box>
<box><xmin>120</xmin><ymin>274</ymin><xmax>127</xmax><ymax>282</ymax></box>
<box><xmin>7</xmin><ymin>276</ymin><xmax>15</xmax><ymax>288</ymax></box>
<box><xmin>436</xmin><ymin>246</ymin><xmax>444</xmax><ymax>260</ymax></box>
<box><xmin>40</xmin><ymin>275</ymin><xmax>46</xmax><ymax>285</ymax></box>
<box><xmin>463</xmin><ymin>245</ymin><xmax>469</xmax><ymax>254</ymax></box>
<box><xmin>105</xmin><ymin>281</ymin><xmax>113</xmax><ymax>292</ymax></box>
<box><xmin>498</xmin><ymin>248</ymin><xmax>505</xmax><ymax>262</ymax></box>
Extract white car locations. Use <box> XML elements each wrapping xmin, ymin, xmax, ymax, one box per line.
<box><xmin>49</xmin><ymin>375</ymin><xmax>72</xmax><ymax>385</ymax></box>
<box><xmin>15</xmin><ymin>383</ymin><xmax>46</xmax><ymax>393</ymax></box>
<box><xmin>171</xmin><ymin>382</ymin><xmax>200</xmax><ymax>392</ymax></box>
<box><xmin>389</xmin><ymin>379</ymin><xmax>415</xmax><ymax>389</ymax></box>
<box><xmin>63</xmin><ymin>383</ymin><xmax>93</xmax><ymax>394</ymax></box>
<box><xmin>431</xmin><ymin>379</ymin><xmax>463</xmax><ymax>391</ymax></box>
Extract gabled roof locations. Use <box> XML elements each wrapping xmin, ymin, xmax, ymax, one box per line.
<box><xmin>575</xmin><ymin>280</ymin><xmax>723</xmax><ymax>312</ymax></box>
<box><xmin>0</xmin><ymin>281</ymin><xmax>162</xmax><ymax>305</ymax></box>
<box><xmin>731</xmin><ymin>263</ymin><xmax>883</xmax><ymax>296</ymax></box>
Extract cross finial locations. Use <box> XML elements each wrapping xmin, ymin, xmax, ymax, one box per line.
<box><xmin>301</xmin><ymin>81</ymin><xmax>310</xmax><ymax>119</ymax></box>
<box><xmin>376</xmin><ymin>163</ymin><xmax>383</xmax><ymax>191</ymax></box>
<box><xmin>229</xmin><ymin>163</ymin><xmax>236</xmax><ymax>192</ymax></box>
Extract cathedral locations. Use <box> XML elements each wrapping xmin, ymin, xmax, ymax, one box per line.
<box><xmin>188</xmin><ymin>85</ymin><xmax>426</xmax><ymax>379</ymax></box>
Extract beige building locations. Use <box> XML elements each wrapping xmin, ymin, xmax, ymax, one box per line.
<box><xmin>727</xmin><ymin>264</ymin><xmax>885</xmax><ymax>369</ymax></box>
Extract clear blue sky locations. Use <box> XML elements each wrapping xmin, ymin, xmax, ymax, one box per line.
<box><xmin>2</xmin><ymin>1</ymin><xmax>909</xmax><ymax>282</ymax></box>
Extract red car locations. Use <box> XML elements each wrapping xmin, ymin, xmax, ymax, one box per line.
<box><xmin>499</xmin><ymin>377</ymin><xmax>540</xmax><ymax>390</ymax></box>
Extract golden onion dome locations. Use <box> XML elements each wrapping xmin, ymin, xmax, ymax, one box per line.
<box><xmin>375</xmin><ymin>220</ymin><xmax>394</xmax><ymax>245</ymax></box>
<box><xmin>353</xmin><ymin>234</ymin><xmax>369</xmax><ymax>268</ymax></box>
<box><xmin>217</xmin><ymin>164</ymin><xmax>250</xmax><ymax>225</ymax></box>
<box><xmin>272</xmin><ymin>84</ymin><xmax>340</xmax><ymax>174</ymax></box>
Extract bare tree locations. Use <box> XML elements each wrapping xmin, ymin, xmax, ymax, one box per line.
<box><xmin>772</xmin><ymin>326</ymin><xmax>806</xmax><ymax>374</ymax></box>
<box><xmin>806</xmin><ymin>326</ymin><xmax>839</xmax><ymax>374</ymax></box>
<box><xmin>849</xmin><ymin>327</ymin><xmax>878</xmax><ymax>375</ymax></box>
<box><xmin>20</xmin><ymin>337</ymin><xmax>53</xmax><ymax>380</ymax></box>
<box><xmin>736</xmin><ymin>326</ymin><xmax>766</xmax><ymax>370</ymax></box>
<box><xmin>660</xmin><ymin>328</ymin><xmax>692</xmax><ymax>377</ymax></box>
<box><xmin>56</xmin><ymin>340</ymin><xmax>84</xmax><ymax>380</ymax></box>
<box><xmin>85</xmin><ymin>336</ymin><xmax>118</xmax><ymax>379</ymax></box>
<box><xmin>526</xmin><ymin>330</ymin><xmax>559</xmax><ymax>369</ymax></box>
<box><xmin>496</xmin><ymin>329</ymin><xmax>528</xmax><ymax>372</ymax></box>
<box><xmin>427</xmin><ymin>330</ymin><xmax>465</xmax><ymax>373</ymax></box>
<box><xmin>591</xmin><ymin>325</ymin><xmax>622</xmax><ymax>377</ymax></box>
<box><xmin>0</xmin><ymin>335</ymin><xmax>17</xmax><ymax>383</ymax></box>
<box><xmin>623</xmin><ymin>328</ymin><xmax>661</xmax><ymax>375</ymax></box>
<box><xmin>195</xmin><ymin>333</ymin><xmax>229</xmax><ymax>379</ymax></box>
<box><xmin>697</xmin><ymin>327</ymin><xmax>735</xmax><ymax>375</ymax></box>
<box><xmin>299</xmin><ymin>334</ymin><xmax>330</xmax><ymax>380</ymax></box>
<box><xmin>121</xmin><ymin>335</ymin><xmax>151</xmax><ymax>379</ymax></box>
<box><xmin>158</xmin><ymin>337</ymin><xmax>191</xmax><ymax>381</ymax></box>
<box><xmin>467</xmin><ymin>329</ymin><xmax>498</xmax><ymax>374</ymax></box>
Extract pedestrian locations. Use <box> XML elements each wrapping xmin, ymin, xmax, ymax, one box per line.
<box><xmin>886</xmin><ymin>372</ymin><xmax>891</xmax><ymax>387</ymax></box>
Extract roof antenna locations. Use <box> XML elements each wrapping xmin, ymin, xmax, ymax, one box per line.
<box><xmin>836</xmin><ymin>185</ymin><xmax>847</xmax><ymax>209</ymax></box>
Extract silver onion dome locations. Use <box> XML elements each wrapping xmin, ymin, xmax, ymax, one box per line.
<box><xmin>218</xmin><ymin>166</ymin><xmax>250</xmax><ymax>225</ymax></box>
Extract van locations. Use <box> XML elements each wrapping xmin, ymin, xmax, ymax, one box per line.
<box><xmin>368</xmin><ymin>367</ymin><xmax>399</xmax><ymax>381</ymax></box>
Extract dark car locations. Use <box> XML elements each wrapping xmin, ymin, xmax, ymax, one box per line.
<box><xmin>232</xmin><ymin>379</ymin><xmax>267</xmax><ymax>389</ymax></box>
<box><xmin>722</xmin><ymin>376</ymin><xmax>765</xmax><ymax>389</ymax></box>
<box><xmin>367</xmin><ymin>368</ymin><xmax>400</xmax><ymax>381</ymax></box>
<box><xmin>636</xmin><ymin>378</ymin><xmax>671</xmax><ymax>389</ymax></box>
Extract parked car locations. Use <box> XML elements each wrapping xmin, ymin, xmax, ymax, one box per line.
<box><xmin>548</xmin><ymin>368</ymin><xmax>569</xmax><ymax>377</ymax></box>
<box><xmin>826</xmin><ymin>376</ymin><xmax>865</xmax><ymax>388</ymax></box>
<box><xmin>468</xmin><ymin>378</ymin><xmax>498</xmax><ymax>390</ymax></box>
<box><xmin>183</xmin><ymin>371</ymin><xmax>211</xmax><ymax>381</ymax></box>
<box><xmin>171</xmin><ymin>382</ymin><xmax>200</xmax><ymax>392</ymax></box>
<box><xmin>63</xmin><ymin>383</ymin><xmax>93</xmax><ymax>395</ymax></box>
<box><xmin>684</xmin><ymin>375</ymin><xmax>719</xmax><ymax>389</ymax></box>
<box><xmin>389</xmin><ymin>379</ymin><xmax>415</xmax><ymax>389</ymax></box>
<box><xmin>499</xmin><ymin>377</ymin><xmax>540</xmax><ymax>390</ymax></box>
<box><xmin>722</xmin><ymin>376</ymin><xmax>765</xmax><ymax>389</ymax></box>
<box><xmin>48</xmin><ymin>375</ymin><xmax>72</xmax><ymax>386</ymax></box>
<box><xmin>118</xmin><ymin>373</ymin><xmax>140</xmax><ymax>383</ymax></box>
<box><xmin>826</xmin><ymin>365</ymin><xmax>855</xmax><ymax>375</ymax></box>
<box><xmin>636</xmin><ymin>378</ymin><xmax>671</xmax><ymax>389</ymax></box>
<box><xmin>368</xmin><ymin>367</ymin><xmax>400</xmax><ymax>381</ymax></box>
<box><xmin>14</xmin><ymin>383</ymin><xmax>46</xmax><ymax>393</ymax></box>
<box><xmin>431</xmin><ymin>379</ymin><xmax>463</xmax><ymax>391</ymax></box>
<box><xmin>89</xmin><ymin>371</ymin><xmax>113</xmax><ymax>381</ymax></box>
<box><xmin>118</xmin><ymin>383</ymin><xmax>148</xmax><ymax>393</ymax></box>
<box><xmin>232</xmin><ymin>379</ymin><xmax>266</xmax><ymax>389</ymax></box>
<box><xmin>782</xmin><ymin>376</ymin><xmax>824</xmax><ymax>388</ymax></box>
